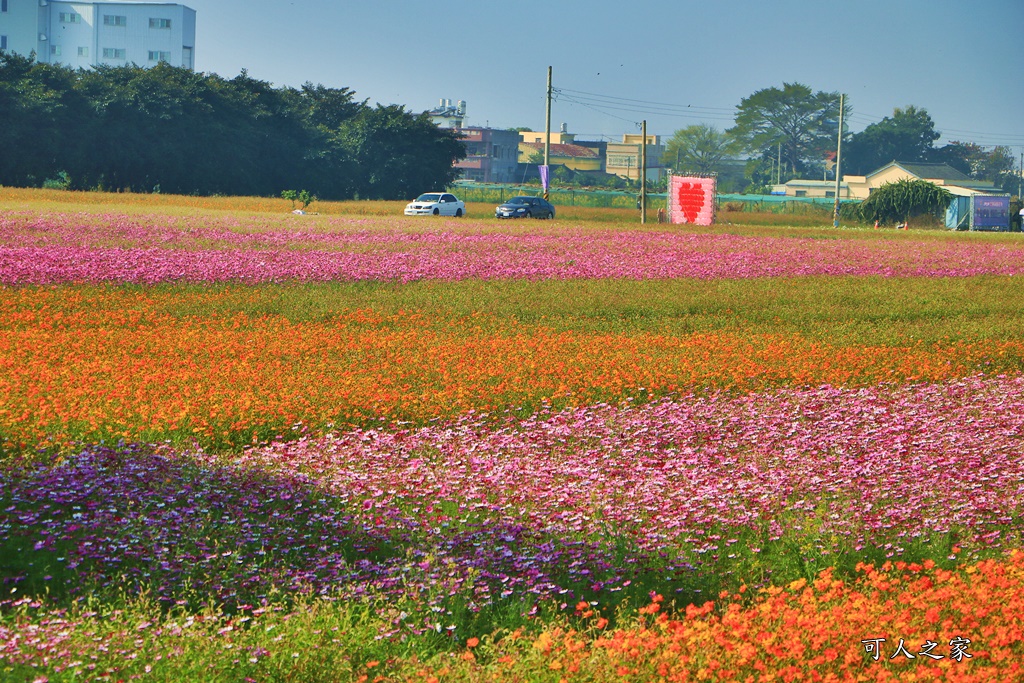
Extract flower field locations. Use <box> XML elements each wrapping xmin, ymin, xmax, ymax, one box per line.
<box><xmin>2</xmin><ymin>194</ymin><xmax>1024</xmax><ymax>681</ymax></box>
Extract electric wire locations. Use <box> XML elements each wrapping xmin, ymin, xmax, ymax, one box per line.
<box><xmin>555</xmin><ymin>86</ymin><xmax>1023</xmax><ymax>150</ymax></box>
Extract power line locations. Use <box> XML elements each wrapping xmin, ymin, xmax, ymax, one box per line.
<box><xmin>552</xmin><ymin>85</ymin><xmax>1023</xmax><ymax>148</ymax></box>
<box><xmin>556</xmin><ymin>92</ymin><xmax>735</xmax><ymax>124</ymax></box>
<box><xmin>557</xmin><ymin>87</ymin><xmax>736</xmax><ymax>115</ymax></box>
<box><xmin>554</xmin><ymin>92</ymin><xmax>640</xmax><ymax>126</ymax></box>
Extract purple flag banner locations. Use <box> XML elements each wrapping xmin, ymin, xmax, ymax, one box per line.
<box><xmin>539</xmin><ymin>165</ymin><xmax>550</xmax><ymax>192</ymax></box>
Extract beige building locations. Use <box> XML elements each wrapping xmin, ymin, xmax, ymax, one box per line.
<box><xmin>606</xmin><ymin>134</ymin><xmax>665</xmax><ymax>181</ymax></box>
<box><xmin>773</xmin><ymin>161</ymin><xmax>999</xmax><ymax>200</ymax></box>
<box><xmin>770</xmin><ymin>179</ymin><xmax>849</xmax><ymax>199</ymax></box>
<box><xmin>517</xmin><ymin>142</ymin><xmax>602</xmax><ymax>171</ymax></box>
<box><xmin>519</xmin><ymin>130</ymin><xmax>577</xmax><ymax>145</ymax></box>
<box><xmin>843</xmin><ymin>161</ymin><xmax>998</xmax><ymax>199</ymax></box>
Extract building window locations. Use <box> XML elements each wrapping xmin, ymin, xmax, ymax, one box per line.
<box><xmin>1</xmin><ymin>0</ymin><xmax>7</xmax><ymax>12</ymax></box>
<box><xmin>102</xmin><ymin>47</ymin><xmax>126</xmax><ymax>59</ymax></box>
<box><xmin>149</xmin><ymin>18</ymin><xmax>172</xmax><ymax>29</ymax></box>
<box><xmin>148</xmin><ymin>50</ymin><xmax>170</xmax><ymax>62</ymax></box>
<box><xmin>50</xmin><ymin>45</ymin><xmax>62</xmax><ymax>56</ymax></box>
<box><xmin>1</xmin><ymin>36</ymin><xmax>7</xmax><ymax>51</ymax></box>
<box><xmin>103</xmin><ymin>15</ymin><xmax>127</xmax><ymax>27</ymax></box>
<box><xmin>78</xmin><ymin>46</ymin><xmax>88</xmax><ymax>57</ymax></box>
<box><xmin>59</xmin><ymin>12</ymin><xmax>81</xmax><ymax>23</ymax></box>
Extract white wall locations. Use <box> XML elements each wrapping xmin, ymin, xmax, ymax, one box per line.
<box><xmin>1</xmin><ymin>0</ymin><xmax>195</xmax><ymax>69</ymax></box>
<box><xmin>0</xmin><ymin>0</ymin><xmax>42</xmax><ymax>57</ymax></box>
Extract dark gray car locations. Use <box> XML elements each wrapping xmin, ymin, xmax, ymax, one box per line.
<box><xmin>495</xmin><ymin>196</ymin><xmax>556</xmax><ymax>219</ymax></box>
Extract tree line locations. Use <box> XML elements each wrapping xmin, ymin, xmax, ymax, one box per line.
<box><xmin>664</xmin><ymin>83</ymin><xmax>1019</xmax><ymax>194</ymax></box>
<box><xmin>0</xmin><ymin>53</ymin><xmax>466</xmax><ymax>199</ymax></box>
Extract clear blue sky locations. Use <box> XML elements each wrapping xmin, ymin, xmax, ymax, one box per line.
<box><xmin>162</xmin><ymin>0</ymin><xmax>1022</xmax><ymax>150</ymax></box>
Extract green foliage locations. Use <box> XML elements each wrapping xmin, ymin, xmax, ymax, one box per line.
<box><xmin>42</xmin><ymin>170</ymin><xmax>72</xmax><ymax>190</ymax></box>
<box><xmin>727</xmin><ymin>83</ymin><xmax>842</xmax><ymax>179</ymax></box>
<box><xmin>0</xmin><ymin>59</ymin><xmax>464</xmax><ymax>200</ymax></box>
<box><xmin>333</xmin><ymin>105</ymin><xmax>466</xmax><ymax>200</ymax></box>
<box><xmin>932</xmin><ymin>141</ymin><xmax>1017</xmax><ymax>190</ymax></box>
<box><xmin>281</xmin><ymin>189</ymin><xmax>316</xmax><ymax>210</ymax></box>
<box><xmin>663</xmin><ymin>123</ymin><xmax>737</xmax><ymax>175</ymax></box>
<box><xmin>858</xmin><ymin>178</ymin><xmax>951</xmax><ymax>225</ymax></box>
<box><xmin>843</xmin><ymin>106</ymin><xmax>940</xmax><ymax>174</ymax></box>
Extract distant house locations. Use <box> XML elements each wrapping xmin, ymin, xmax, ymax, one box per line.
<box><xmin>769</xmin><ymin>179</ymin><xmax>849</xmax><ymax>199</ymax></box>
<box><xmin>428</xmin><ymin>99</ymin><xmax>467</xmax><ymax>128</ymax></box>
<box><xmin>519</xmin><ymin>128</ymin><xmax>577</xmax><ymax>146</ymax></box>
<box><xmin>517</xmin><ymin>141</ymin><xmax>603</xmax><ymax>172</ymax></box>
<box><xmin>425</xmin><ymin>100</ymin><xmax>520</xmax><ymax>183</ymax></box>
<box><xmin>773</xmin><ymin>160</ymin><xmax>1000</xmax><ymax>200</ymax></box>
<box><xmin>455</xmin><ymin>127</ymin><xmax>520</xmax><ymax>183</ymax></box>
<box><xmin>605</xmin><ymin>134</ymin><xmax>666</xmax><ymax>182</ymax></box>
<box><xmin>844</xmin><ymin>161</ymin><xmax>999</xmax><ymax>199</ymax></box>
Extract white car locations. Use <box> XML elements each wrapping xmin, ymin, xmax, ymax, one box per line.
<box><xmin>404</xmin><ymin>192</ymin><xmax>466</xmax><ymax>217</ymax></box>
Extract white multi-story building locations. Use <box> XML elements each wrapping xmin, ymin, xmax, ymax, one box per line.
<box><xmin>0</xmin><ymin>0</ymin><xmax>195</xmax><ymax>70</ymax></box>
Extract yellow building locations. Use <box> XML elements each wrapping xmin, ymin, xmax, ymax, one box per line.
<box><xmin>842</xmin><ymin>161</ymin><xmax>997</xmax><ymax>199</ymax></box>
<box><xmin>519</xmin><ymin>131</ymin><xmax>577</xmax><ymax>145</ymax></box>
<box><xmin>606</xmin><ymin>134</ymin><xmax>664</xmax><ymax>181</ymax></box>
<box><xmin>517</xmin><ymin>142</ymin><xmax>603</xmax><ymax>172</ymax></box>
<box><xmin>774</xmin><ymin>161</ymin><xmax>999</xmax><ymax>200</ymax></box>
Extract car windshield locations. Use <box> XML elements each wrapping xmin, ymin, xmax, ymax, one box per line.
<box><xmin>506</xmin><ymin>197</ymin><xmax>533</xmax><ymax>205</ymax></box>
<box><xmin>415</xmin><ymin>194</ymin><xmax>441</xmax><ymax>202</ymax></box>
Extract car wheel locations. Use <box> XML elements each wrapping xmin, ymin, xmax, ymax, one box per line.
<box><xmin>433</xmin><ymin>208</ymin><xmax>439</xmax><ymax>215</ymax></box>
<box><xmin>546</xmin><ymin>211</ymin><xmax>554</xmax><ymax>220</ymax></box>
<box><xmin>525</xmin><ymin>211</ymin><xmax>532</xmax><ymax>218</ymax></box>
<box><xmin>456</xmin><ymin>208</ymin><xmax>463</xmax><ymax>217</ymax></box>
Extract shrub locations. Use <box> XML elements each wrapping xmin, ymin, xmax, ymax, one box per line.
<box><xmin>42</xmin><ymin>171</ymin><xmax>72</xmax><ymax>191</ymax></box>
<box><xmin>858</xmin><ymin>178</ymin><xmax>951</xmax><ymax>226</ymax></box>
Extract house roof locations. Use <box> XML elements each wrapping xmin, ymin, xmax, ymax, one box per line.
<box><xmin>521</xmin><ymin>142</ymin><xmax>599</xmax><ymax>158</ymax></box>
<box><xmin>871</xmin><ymin>160</ymin><xmax>972</xmax><ymax>182</ymax></box>
<box><xmin>783</xmin><ymin>179</ymin><xmax>848</xmax><ymax>188</ymax></box>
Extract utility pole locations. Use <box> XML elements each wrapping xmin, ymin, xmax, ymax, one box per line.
<box><xmin>833</xmin><ymin>93</ymin><xmax>844</xmax><ymax>229</ymax></box>
<box><xmin>776</xmin><ymin>142</ymin><xmax>781</xmax><ymax>185</ymax></box>
<box><xmin>641</xmin><ymin>120</ymin><xmax>647</xmax><ymax>224</ymax></box>
<box><xmin>1019</xmin><ymin>149</ymin><xmax>1022</xmax><ymax>199</ymax></box>
<box><xmin>543</xmin><ymin>66</ymin><xmax>552</xmax><ymax>201</ymax></box>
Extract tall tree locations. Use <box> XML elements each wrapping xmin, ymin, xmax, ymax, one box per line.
<box><xmin>663</xmin><ymin>124</ymin><xmax>736</xmax><ymax>175</ymax></box>
<box><xmin>0</xmin><ymin>57</ymin><xmax>466</xmax><ymax>199</ymax></box>
<box><xmin>727</xmin><ymin>83</ymin><xmax>842</xmax><ymax>181</ymax></box>
<box><xmin>0</xmin><ymin>53</ymin><xmax>85</xmax><ymax>186</ymax></box>
<box><xmin>931</xmin><ymin>141</ymin><xmax>1015</xmax><ymax>182</ymax></box>
<box><xmin>843</xmin><ymin>105</ymin><xmax>940</xmax><ymax>175</ymax></box>
<box><xmin>335</xmin><ymin>104</ymin><xmax>466</xmax><ymax>200</ymax></box>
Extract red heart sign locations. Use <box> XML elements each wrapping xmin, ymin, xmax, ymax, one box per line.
<box><xmin>676</xmin><ymin>182</ymin><xmax>706</xmax><ymax>223</ymax></box>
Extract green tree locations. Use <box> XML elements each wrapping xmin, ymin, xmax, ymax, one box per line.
<box><xmin>663</xmin><ymin>123</ymin><xmax>736</xmax><ymax>175</ymax></box>
<box><xmin>933</xmin><ymin>141</ymin><xmax>1015</xmax><ymax>182</ymax></box>
<box><xmin>858</xmin><ymin>178</ymin><xmax>951</xmax><ymax>226</ymax></box>
<box><xmin>335</xmin><ymin>104</ymin><xmax>466</xmax><ymax>199</ymax></box>
<box><xmin>929</xmin><ymin>142</ymin><xmax>1022</xmax><ymax>194</ymax></box>
<box><xmin>0</xmin><ymin>57</ymin><xmax>464</xmax><ymax>200</ymax></box>
<box><xmin>297</xmin><ymin>81</ymin><xmax>364</xmax><ymax>130</ymax></box>
<box><xmin>843</xmin><ymin>106</ymin><xmax>940</xmax><ymax>175</ymax></box>
<box><xmin>0</xmin><ymin>53</ymin><xmax>87</xmax><ymax>187</ymax></box>
<box><xmin>727</xmin><ymin>83</ymin><xmax>843</xmax><ymax>181</ymax></box>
